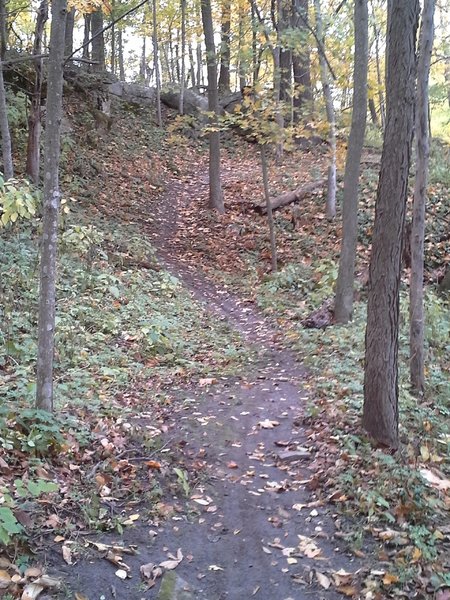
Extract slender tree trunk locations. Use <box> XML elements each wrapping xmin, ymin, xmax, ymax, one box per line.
<box><xmin>25</xmin><ymin>0</ymin><xmax>48</xmax><ymax>184</ymax></box>
<box><xmin>334</xmin><ymin>0</ymin><xmax>368</xmax><ymax>323</ymax></box>
<box><xmin>196</xmin><ymin>41</ymin><xmax>203</xmax><ymax>88</ymax></box>
<box><xmin>218</xmin><ymin>0</ymin><xmax>231</xmax><ymax>94</ymax></box>
<box><xmin>64</xmin><ymin>7</ymin><xmax>75</xmax><ymax>58</ymax></box>
<box><xmin>372</xmin><ymin>17</ymin><xmax>385</xmax><ymax>129</ymax></box>
<box><xmin>139</xmin><ymin>34</ymin><xmax>146</xmax><ymax>81</ymax></box>
<box><xmin>0</xmin><ymin>0</ymin><xmax>12</xmax><ymax>179</ymax></box>
<box><xmin>237</xmin><ymin>5</ymin><xmax>247</xmax><ymax>90</ymax></box>
<box><xmin>0</xmin><ymin>61</ymin><xmax>13</xmax><ymax>179</ymax></box>
<box><xmin>410</xmin><ymin>0</ymin><xmax>435</xmax><ymax>394</ymax></box>
<box><xmin>251</xmin><ymin>1</ymin><xmax>259</xmax><ymax>86</ymax></box>
<box><xmin>363</xmin><ymin>0</ymin><xmax>420</xmax><ymax>448</ymax></box>
<box><xmin>201</xmin><ymin>0</ymin><xmax>224</xmax><ymax>213</ymax></box>
<box><xmin>111</xmin><ymin>23</ymin><xmax>115</xmax><ymax>74</ymax></box>
<box><xmin>82</xmin><ymin>14</ymin><xmax>91</xmax><ymax>64</ymax></box>
<box><xmin>152</xmin><ymin>0</ymin><xmax>162</xmax><ymax>126</ymax></box>
<box><xmin>36</xmin><ymin>0</ymin><xmax>67</xmax><ymax>411</ymax></box>
<box><xmin>91</xmin><ymin>10</ymin><xmax>105</xmax><ymax>71</ymax></box>
<box><xmin>368</xmin><ymin>96</ymin><xmax>378</xmax><ymax>125</ymax></box>
<box><xmin>179</xmin><ymin>0</ymin><xmax>186</xmax><ymax>114</ymax></box>
<box><xmin>314</xmin><ymin>0</ymin><xmax>336</xmax><ymax>220</ymax></box>
<box><xmin>118</xmin><ymin>28</ymin><xmax>125</xmax><ymax>80</ymax></box>
<box><xmin>188</xmin><ymin>42</ymin><xmax>196</xmax><ymax>88</ymax></box>
<box><xmin>261</xmin><ymin>145</ymin><xmax>278</xmax><ymax>272</ymax></box>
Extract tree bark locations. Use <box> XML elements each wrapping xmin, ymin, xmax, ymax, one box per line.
<box><xmin>201</xmin><ymin>0</ymin><xmax>224</xmax><ymax>212</ymax></box>
<box><xmin>0</xmin><ymin>60</ymin><xmax>13</xmax><ymax>179</ymax></box>
<box><xmin>118</xmin><ymin>28</ymin><xmax>125</xmax><ymax>80</ymax></box>
<box><xmin>261</xmin><ymin>146</ymin><xmax>278</xmax><ymax>272</ymax></box>
<box><xmin>334</xmin><ymin>0</ymin><xmax>368</xmax><ymax>323</ymax></box>
<box><xmin>0</xmin><ymin>0</ymin><xmax>6</xmax><ymax>60</ymax></box>
<box><xmin>368</xmin><ymin>96</ymin><xmax>378</xmax><ymax>125</ymax></box>
<box><xmin>363</xmin><ymin>0</ymin><xmax>420</xmax><ymax>448</ymax></box>
<box><xmin>292</xmin><ymin>0</ymin><xmax>312</xmax><ymax>120</ymax></box>
<box><xmin>82</xmin><ymin>14</ymin><xmax>91</xmax><ymax>64</ymax></box>
<box><xmin>179</xmin><ymin>0</ymin><xmax>186</xmax><ymax>113</ymax></box>
<box><xmin>64</xmin><ymin>8</ymin><xmax>75</xmax><ymax>59</ymax></box>
<box><xmin>188</xmin><ymin>43</ymin><xmax>196</xmax><ymax>88</ymax></box>
<box><xmin>410</xmin><ymin>0</ymin><xmax>435</xmax><ymax>394</ymax></box>
<box><xmin>91</xmin><ymin>10</ymin><xmax>105</xmax><ymax>72</ymax></box>
<box><xmin>36</xmin><ymin>0</ymin><xmax>67</xmax><ymax>411</ymax></box>
<box><xmin>26</xmin><ymin>0</ymin><xmax>48</xmax><ymax>184</ymax></box>
<box><xmin>372</xmin><ymin>11</ymin><xmax>385</xmax><ymax>129</ymax></box>
<box><xmin>152</xmin><ymin>0</ymin><xmax>162</xmax><ymax>126</ymax></box>
<box><xmin>218</xmin><ymin>0</ymin><xmax>231</xmax><ymax>94</ymax></box>
<box><xmin>255</xmin><ymin>178</ymin><xmax>326</xmax><ymax>213</ymax></box>
<box><xmin>313</xmin><ymin>0</ymin><xmax>336</xmax><ymax>220</ymax></box>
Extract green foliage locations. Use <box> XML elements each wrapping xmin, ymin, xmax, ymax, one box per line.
<box><xmin>0</xmin><ymin>174</ymin><xmax>40</xmax><ymax>226</ymax></box>
<box><xmin>0</xmin><ymin>407</ymin><xmax>65</xmax><ymax>456</ymax></box>
<box><xmin>5</xmin><ymin>90</ymin><xmax>28</xmax><ymax>134</ymax></box>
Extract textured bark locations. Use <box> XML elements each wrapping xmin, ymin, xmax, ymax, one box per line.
<box><xmin>26</xmin><ymin>0</ymin><xmax>48</xmax><ymax>184</ymax></box>
<box><xmin>218</xmin><ymin>0</ymin><xmax>231</xmax><ymax>94</ymax></box>
<box><xmin>363</xmin><ymin>0</ymin><xmax>420</xmax><ymax>448</ymax></box>
<box><xmin>82</xmin><ymin>14</ymin><xmax>91</xmax><ymax>63</ymax></box>
<box><xmin>368</xmin><ymin>97</ymin><xmax>378</xmax><ymax>125</ymax></box>
<box><xmin>334</xmin><ymin>0</ymin><xmax>368</xmax><ymax>323</ymax></box>
<box><xmin>201</xmin><ymin>0</ymin><xmax>224</xmax><ymax>213</ymax></box>
<box><xmin>292</xmin><ymin>0</ymin><xmax>311</xmax><ymax>119</ymax></box>
<box><xmin>152</xmin><ymin>0</ymin><xmax>162</xmax><ymax>126</ymax></box>
<box><xmin>188</xmin><ymin>43</ymin><xmax>196</xmax><ymax>87</ymax></box>
<box><xmin>0</xmin><ymin>60</ymin><xmax>13</xmax><ymax>179</ymax></box>
<box><xmin>64</xmin><ymin>8</ymin><xmax>75</xmax><ymax>58</ymax></box>
<box><xmin>0</xmin><ymin>0</ymin><xmax>7</xmax><ymax>60</ymax></box>
<box><xmin>91</xmin><ymin>10</ymin><xmax>105</xmax><ymax>72</ymax></box>
<box><xmin>313</xmin><ymin>0</ymin><xmax>336</xmax><ymax>220</ymax></box>
<box><xmin>36</xmin><ymin>0</ymin><xmax>67</xmax><ymax>411</ymax></box>
<box><xmin>261</xmin><ymin>146</ymin><xmax>278</xmax><ymax>272</ymax></box>
<box><xmin>372</xmin><ymin>15</ymin><xmax>385</xmax><ymax>129</ymax></box>
<box><xmin>410</xmin><ymin>0</ymin><xmax>435</xmax><ymax>394</ymax></box>
<box><xmin>237</xmin><ymin>5</ymin><xmax>247</xmax><ymax>90</ymax></box>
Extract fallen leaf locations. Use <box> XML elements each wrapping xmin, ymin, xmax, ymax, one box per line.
<box><xmin>21</xmin><ymin>584</ymin><xmax>44</xmax><ymax>600</ymax></box>
<box><xmin>115</xmin><ymin>569</ymin><xmax>128</xmax><ymax>580</ymax></box>
<box><xmin>24</xmin><ymin>568</ymin><xmax>42</xmax><ymax>579</ymax></box>
<box><xmin>208</xmin><ymin>565</ymin><xmax>224</xmax><ymax>571</ymax></box>
<box><xmin>227</xmin><ymin>461</ymin><xmax>239</xmax><ymax>469</ymax></box>
<box><xmin>316</xmin><ymin>571</ymin><xmax>331</xmax><ymax>589</ymax></box>
<box><xmin>258</xmin><ymin>419</ymin><xmax>280</xmax><ymax>429</ymax></box>
<box><xmin>62</xmin><ymin>545</ymin><xmax>72</xmax><ymax>565</ymax></box>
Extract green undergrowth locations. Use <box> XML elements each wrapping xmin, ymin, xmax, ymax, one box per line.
<box><xmin>1</xmin><ymin>218</ymin><xmax>248</xmax><ymax>410</ymax></box>
<box><xmin>294</xmin><ymin>293</ymin><xmax>450</xmax><ymax>594</ymax></box>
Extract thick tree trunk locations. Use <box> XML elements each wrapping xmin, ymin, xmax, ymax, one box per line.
<box><xmin>82</xmin><ymin>14</ymin><xmax>91</xmax><ymax>64</ymax></box>
<box><xmin>410</xmin><ymin>0</ymin><xmax>435</xmax><ymax>394</ymax></box>
<box><xmin>64</xmin><ymin>8</ymin><xmax>75</xmax><ymax>58</ymax></box>
<box><xmin>292</xmin><ymin>0</ymin><xmax>312</xmax><ymax>119</ymax></box>
<box><xmin>0</xmin><ymin>61</ymin><xmax>13</xmax><ymax>179</ymax></box>
<box><xmin>91</xmin><ymin>10</ymin><xmax>105</xmax><ymax>72</ymax></box>
<box><xmin>0</xmin><ymin>0</ymin><xmax>6</xmax><ymax>60</ymax></box>
<box><xmin>261</xmin><ymin>146</ymin><xmax>278</xmax><ymax>272</ymax></box>
<box><xmin>363</xmin><ymin>0</ymin><xmax>420</xmax><ymax>448</ymax></box>
<box><xmin>334</xmin><ymin>0</ymin><xmax>368</xmax><ymax>323</ymax></box>
<box><xmin>26</xmin><ymin>0</ymin><xmax>48</xmax><ymax>184</ymax></box>
<box><xmin>201</xmin><ymin>0</ymin><xmax>224</xmax><ymax>213</ymax></box>
<box><xmin>152</xmin><ymin>0</ymin><xmax>162</xmax><ymax>126</ymax></box>
<box><xmin>36</xmin><ymin>0</ymin><xmax>67</xmax><ymax>411</ymax></box>
<box><xmin>218</xmin><ymin>0</ymin><xmax>231</xmax><ymax>94</ymax></box>
<box><xmin>314</xmin><ymin>0</ymin><xmax>336</xmax><ymax>220</ymax></box>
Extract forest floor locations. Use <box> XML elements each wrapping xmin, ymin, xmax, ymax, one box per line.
<box><xmin>1</xmin><ymin>95</ymin><xmax>449</xmax><ymax>600</ymax></box>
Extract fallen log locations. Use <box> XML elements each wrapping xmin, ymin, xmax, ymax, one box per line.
<box><xmin>254</xmin><ymin>178</ymin><xmax>327</xmax><ymax>214</ymax></box>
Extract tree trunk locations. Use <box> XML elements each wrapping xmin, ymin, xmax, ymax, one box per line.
<box><xmin>218</xmin><ymin>0</ymin><xmax>231</xmax><ymax>94</ymax></box>
<box><xmin>0</xmin><ymin>0</ymin><xmax>6</xmax><ymax>60</ymax></box>
<box><xmin>279</xmin><ymin>0</ymin><xmax>292</xmax><ymax>113</ymax></box>
<box><xmin>139</xmin><ymin>34</ymin><xmax>146</xmax><ymax>81</ymax></box>
<box><xmin>368</xmin><ymin>96</ymin><xmax>378</xmax><ymax>125</ymax></box>
<box><xmin>201</xmin><ymin>0</ymin><xmax>224</xmax><ymax>213</ymax></box>
<box><xmin>25</xmin><ymin>0</ymin><xmax>48</xmax><ymax>184</ymax></box>
<box><xmin>261</xmin><ymin>146</ymin><xmax>278</xmax><ymax>272</ymax></box>
<box><xmin>111</xmin><ymin>23</ymin><xmax>115</xmax><ymax>74</ymax></box>
<box><xmin>292</xmin><ymin>0</ymin><xmax>312</xmax><ymax>121</ymax></box>
<box><xmin>179</xmin><ymin>0</ymin><xmax>186</xmax><ymax>113</ymax></box>
<box><xmin>152</xmin><ymin>0</ymin><xmax>162</xmax><ymax>126</ymax></box>
<box><xmin>91</xmin><ymin>9</ymin><xmax>105</xmax><ymax>72</ymax></box>
<box><xmin>0</xmin><ymin>61</ymin><xmax>13</xmax><ymax>179</ymax></box>
<box><xmin>372</xmin><ymin>15</ymin><xmax>385</xmax><ymax>129</ymax></box>
<box><xmin>334</xmin><ymin>0</ymin><xmax>368</xmax><ymax>323</ymax></box>
<box><xmin>410</xmin><ymin>0</ymin><xmax>435</xmax><ymax>394</ymax></box>
<box><xmin>64</xmin><ymin>7</ymin><xmax>75</xmax><ymax>58</ymax></box>
<box><xmin>237</xmin><ymin>5</ymin><xmax>247</xmax><ymax>90</ymax></box>
<box><xmin>118</xmin><ymin>28</ymin><xmax>125</xmax><ymax>80</ymax></box>
<box><xmin>314</xmin><ymin>0</ymin><xmax>336</xmax><ymax>220</ymax></box>
<box><xmin>82</xmin><ymin>14</ymin><xmax>91</xmax><ymax>64</ymax></box>
<box><xmin>188</xmin><ymin>43</ymin><xmax>196</xmax><ymax>88</ymax></box>
<box><xmin>36</xmin><ymin>0</ymin><xmax>67</xmax><ymax>412</ymax></box>
<box><xmin>363</xmin><ymin>0</ymin><xmax>420</xmax><ymax>448</ymax></box>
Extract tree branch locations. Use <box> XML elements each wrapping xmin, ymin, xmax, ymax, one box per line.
<box><xmin>293</xmin><ymin>4</ymin><xmax>336</xmax><ymax>80</ymax></box>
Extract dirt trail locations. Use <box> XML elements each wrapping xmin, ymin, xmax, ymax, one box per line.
<box><xmin>49</xmin><ymin>167</ymin><xmax>360</xmax><ymax>599</ymax></box>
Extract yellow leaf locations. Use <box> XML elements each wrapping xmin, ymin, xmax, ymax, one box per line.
<box><xmin>382</xmin><ymin>573</ymin><xmax>399</xmax><ymax>585</ymax></box>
